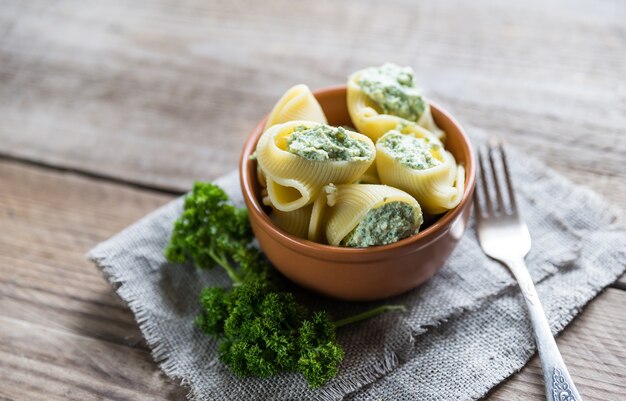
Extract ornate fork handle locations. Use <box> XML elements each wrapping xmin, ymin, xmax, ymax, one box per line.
<box><xmin>506</xmin><ymin>258</ymin><xmax>582</xmax><ymax>401</ymax></box>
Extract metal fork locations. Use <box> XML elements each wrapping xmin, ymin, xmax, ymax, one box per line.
<box><xmin>474</xmin><ymin>140</ymin><xmax>583</xmax><ymax>401</ymax></box>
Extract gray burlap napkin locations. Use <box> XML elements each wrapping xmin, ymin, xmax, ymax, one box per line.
<box><xmin>89</xmin><ymin>130</ymin><xmax>625</xmax><ymax>401</ymax></box>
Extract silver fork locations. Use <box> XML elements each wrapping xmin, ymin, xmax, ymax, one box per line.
<box><xmin>474</xmin><ymin>140</ymin><xmax>583</xmax><ymax>401</ymax></box>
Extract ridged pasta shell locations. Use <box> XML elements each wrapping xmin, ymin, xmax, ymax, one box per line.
<box><xmin>324</xmin><ymin>184</ymin><xmax>422</xmax><ymax>246</ymax></box>
<box><xmin>308</xmin><ymin>187</ymin><xmax>332</xmax><ymax>242</ymax></box>
<box><xmin>256</xmin><ymin>121</ymin><xmax>376</xmax><ymax>212</ymax></box>
<box><xmin>270</xmin><ymin>204</ymin><xmax>313</xmax><ymax>239</ymax></box>
<box><xmin>257</xmin><ymin>164</ymin><xmax>267</xmax><ymax>188</ymax></box>
<box><xmin>347</xmin><ymin>70</ymin><xmax>445</xmax><ymax>142</ymax></box>
<box><xmin>264</xmin><ymin>84</ymin><xmax>327</xmax><ymax>130</ymax></box>
<box><xmin>355</xmin><ymin>162</ymin><xmax>380</xmax><ymax>184</ymax></box>
<box><xmin>376</xmin><ymin>140</ymin><xmax>465</xmax><ymax>214</ymax></box>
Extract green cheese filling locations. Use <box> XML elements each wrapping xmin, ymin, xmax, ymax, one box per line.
<box><xmin>341</xmin><ymin>201</ymin><xmax>422</xmax><ymax>248</ymax></box>
<box><xmin>378</xmin><ymin>131</ymin><xmax>442</xmax><ymax>170</ymax></box>
<box><xmin>286</xmin><ymin>124</ymin><xmax>372</xmax><ymax>161</ymax></box>
<box><xmin>356</xmin><ymin>63</ymin><xmax>427</xmax><ymax>122</ymax></box>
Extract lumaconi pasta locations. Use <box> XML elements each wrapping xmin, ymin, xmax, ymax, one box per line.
<box><xmin>271</xmin><ymin>204</ymin><xmax>313</xmax><ymax>238</ymax></box>
<box><xmin>323</xmin><ymin>184</ymin><xmax>423</xmax><ymax>247</ymax></box>
<box><xmin>376</xmin><ymin>130</ymin><xmax>465</xmax><ymax>215</ymax></box>
<box><xmin>259</xmin><ymin>84</ymin><xmax>327</xmax><ymax>196</ymax></box>
<box><xmin>264</xmin><ymin>84</ymin><xmax>327</xmax><ymax>130</ymax></box>
<box><xmin>258</xmin><ymin>85</ymin><xmax>327</xmax><ymax>190</ymax></box>
<box><xmin>256</xmin><ymin>120</ymin><xmax>375</xmax><ymax>212</ymax></box>
<box><xmin>347</xmin><ymin>64</ymin><xmax>445</xmax><ymax>142</ymax></box>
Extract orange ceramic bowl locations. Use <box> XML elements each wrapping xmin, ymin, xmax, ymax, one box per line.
<box><xmin>239</xmin><ymin>85</ymin><xmax>476</xmax><ymax>301</ymax></box>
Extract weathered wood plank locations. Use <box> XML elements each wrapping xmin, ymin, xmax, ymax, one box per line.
<box><xmin>0</xmin><ymin>0</ymin><xmax>624</xmax><ymax>205</ymax></box>
<box><xmin>0</xmin><ymin>159</ymin><xmax>173</xmax><ymax>348</ymax></box>
<box><xmin>0</xmin><ymin>160</ymin><xmax>185</xmax><ymax>399</ymax></box>
<box><xmin>0</xmin><ymin>316</ymin><xmax>187</xmax><ymax>401</ymax></box>
<box><xmin>486</xmin><ymin>288</ymin><xmax>626</xmax><ymax>401</ymax></box>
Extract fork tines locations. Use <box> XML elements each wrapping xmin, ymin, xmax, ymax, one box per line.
<box><xmin>474</xmin><ymin>139</ymin><xmax>518</xmax><ymax>218</ymax></box>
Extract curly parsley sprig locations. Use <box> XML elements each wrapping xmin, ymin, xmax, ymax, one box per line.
<box><xmin>166</xmin><ymin>182</ymin><xmax>404</xmax><ymax>388</ymax></box>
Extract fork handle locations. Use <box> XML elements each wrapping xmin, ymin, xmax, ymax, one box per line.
<box><xmin>506</xmin><ymin>258</ymin><xmax>583</xmax><ymax>401</ymax></box>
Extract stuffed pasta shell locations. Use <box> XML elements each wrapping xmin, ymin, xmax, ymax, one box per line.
<box><xmin>264</xmin><ymin>84</ymin><xmax>327</xmax><ymax>130</ymax></box>
<box><xmin>256</xmin><ymin>121</ymin><xmax>375</xmax><ymax>212</ymax></box>
<box><xmin>323</xmin><ymin>184</ymin><xmax>423</xmax><ymax>247</ymax></box>
<box><xmin>257</xmin><ymin>84</ymin><xmax>328</xmax><ymax>191</ymax></box>
<box><xmin>376</xmin><ymin>130</ymin><xmax>465</xmax><ymax>215</ymax></box>
<box><xmin>347</xmin><ymin>63</ymin><xmax>444</xmax><ymax>142</ymax></box>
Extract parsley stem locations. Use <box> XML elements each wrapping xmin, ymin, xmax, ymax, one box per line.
<box><xmin>333</xmin><ymin>305</ymin><xmax>406</xmax><ymax>328</ymax></box>
<box><xmin>209</xmin><ymin>249</ymin><xmax>243</xmax><ymax>285</ymax></box>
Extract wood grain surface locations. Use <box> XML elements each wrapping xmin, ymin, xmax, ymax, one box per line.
<box><xmin>0</xmin><ymin>0</ymin><xmax>625</xmax><ymax>399</ymax></box>
<box><xmin>0</xmin><ymin>161</ymin><xmax>185</xmax><ymax>400</ymax></box>
<box><xmin>1</xmin><ymin>0</ymin><xmax>625</xmax><ymax>200</ymax></box>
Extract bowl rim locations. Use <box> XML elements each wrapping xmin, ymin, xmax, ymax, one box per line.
<box><xmin>239</xmin><ymin>84</ymin><xmax>476</xmax><ymax>261</ymax></box>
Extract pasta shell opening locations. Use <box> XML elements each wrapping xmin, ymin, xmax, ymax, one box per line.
<box><xmin>266</xmin><ymin>177</ymin><xmax>312</xmax><ymax>212</ymax></box>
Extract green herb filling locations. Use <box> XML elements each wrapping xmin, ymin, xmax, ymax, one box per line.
<box><xmin>341</xmin><ymin>201</ymin><xmax>422</xmax><ymax>248</ymax></box>
<box><xmin>357</xmin><ymin>63</ymin><xmax>427</xmax><ymax>122</ymax></box>
<box><xmin>286</xmin><ymin>124</ymin><xmax>372</xmax><ymax>162</ymax></box>
<box><xmin>378</xmin><ymin>131</ymin><xmax>442</xmax><ymax>170</ymax></box>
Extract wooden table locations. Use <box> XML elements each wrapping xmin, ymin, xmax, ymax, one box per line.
<box><xmin>1</xmin><ymin>0</ymin><xmax>624</xmax><ymax>399</ymax></box>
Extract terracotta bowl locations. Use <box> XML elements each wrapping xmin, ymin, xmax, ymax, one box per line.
<box><xmin>239</xmin><ymin>85</ymin><xmax>476</xmax><ymax>301</ymax></box>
